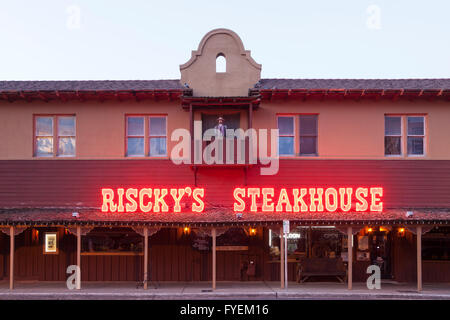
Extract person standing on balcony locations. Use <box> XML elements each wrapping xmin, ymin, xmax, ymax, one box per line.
<box><xmin>214</xmin><ymin>116</ymin><xmax>227</xmax><ymax>137</ymax></box>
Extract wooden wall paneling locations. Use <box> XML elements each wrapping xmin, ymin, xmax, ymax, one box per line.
<box><xmin>4</xmin><ymin>160</ymin><xmax>450</xmax><ymax>208</ymax></box>
<box><xmin>103</xmin><ymin>256</ymin><xmax>113</xmax><ymax>281</ymax></box>
<box><xmin>119</xmin><ymin>256</ymin><xmax>126</xmax><ymax>281</ymax></box>
<box><xmin>171</xmin><ymin>244</ymin><xmax>178</xmax><ymax>281</ymax></box>
<box><xmin>111</xmin><ymin>256</ymin><xmax>119</xmax><ymax>281</ymax></box>
<box><xmin>96</xmin><ymin>255</ymin><xmax>103</xmax><ymax>281</ymax></box>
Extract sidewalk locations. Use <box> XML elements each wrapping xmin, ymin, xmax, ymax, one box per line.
<box><xmin>0</xmin><ymin>281</ymin><xmax>449</xmax><ymax>300</ymax></box>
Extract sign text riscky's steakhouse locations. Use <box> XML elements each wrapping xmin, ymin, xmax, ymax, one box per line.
<box><xmin>101</xmin><ymin>186</ymin><xmax>383</xmax><ymax>213</ymax></box>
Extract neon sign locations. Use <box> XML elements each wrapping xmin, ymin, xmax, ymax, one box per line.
<box><xmin>101</xmin><ymin>187</ymin><xmax>205</xmax><ymax>213</ymax></box>
<box><xmin>233</xmin><ymin>187</ymin><xmax>383</xmax><ymax>213</ymax></box>
<box><xmin>101</xmin><ymin>186</ymin><xmax>383</xmax><ymax>213</ymax></box>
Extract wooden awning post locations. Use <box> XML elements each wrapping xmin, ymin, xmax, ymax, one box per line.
<box><xmin>212</xmin><ymin>227</ymin><xmax>217</xmax><ymax>290</ymax></box>
<box><xmin>189</xmin><ymin>103</ymin><xmax>194</xmax><ymax>165</ymax></box>
<box><xmin>76</xmin><ymin>226</ymin><xmax>81</xmax><ymax>290</ymax></box>
<box><xmin>347</xmin><ymin>226</ymin><xmax>353</xmax><ymax>290</ymax></box>
<box><xmin>280</xmin><ymin>227</ymin><xmax>285</xmax><ymax>289</ymax></box>
<box><xmin>143</xmin><ymin>227</ymin><xmax>149</xmax><ymax>290</ymax></box>
<box><xmin>9</xmin><ymin>226</ymin><xmax>14</xmax><ymax>290</ymax></box>
<box><xmin>417</xmin><ymin>226</ymin><xmax>422</xmax><ymax>292</ymax></box>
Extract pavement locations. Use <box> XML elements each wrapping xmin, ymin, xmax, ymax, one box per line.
<box><xmin>0</xmin><ymin>280</ymin><xmax>449</xmax><ymax>300</ymax></box>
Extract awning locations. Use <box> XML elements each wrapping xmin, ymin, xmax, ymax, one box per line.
<box><xmin>0</xmin><ymin>207</ymin><xmax>449</xmax><ymax>227</ymax></box>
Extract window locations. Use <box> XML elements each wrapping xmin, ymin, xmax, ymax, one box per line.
<box><xmin>407</xmin><ymin>117</ymin><xmax>424</xmax><ymax>155</ymax></box>
<box><xmin>299</xmin><ymin>115</ymin><xmax>318</xmax><ymax>156</ymax></box>
<box><xmin>269</xmin><ymin>226</ymin><xmax>346</xmax><ymax>257</ymax></box>
<box><xmin>126</xmin><ymin>115</ymin><xmax>167</xmax><ymax>157</ymax></box>
<box><xmin>82</xmin><ymin>227</ymin><xmax>143</xmax><ymax>254</ymax></box>
<box><xmin>277</xmin><ymin>116</ymin><xmax>295</xmax><ymax>156</ymax></box>
<box><xmin>384</xmin><ymin>115</ymin><xmax>425</xmax><ymax>156</ymax></box>
<box><xmin>149</xmin><ymin>117</ymin><xmax>167</xmax><ymax>156</ymax></box>
<box><xmin>126</xmin><ymin>117</ymin><xmax>145</xmax><ymax>156</ymax></box>
<box><xmin>384</xmin><ymin>116</ymin><xmax>402</xmax><ymax>155</ymax></box>
<box><xmin>216</xmin><ymin>53</ymin><xmax>226</xmax><ymax>73</ymax></box>
<box><xmin>422</xmin><ymin>227</ymin><xmax>450</xmax><ymax>261</ymax></box>
<box><xmin>35</xmin><ymin>115</ymin><xmax>76</xmax><ymax>157</ymax></box>
<box><xmin>277</xmin><ymin>115</ymin><xmax>318</xmax><ymax>156</ymax></box>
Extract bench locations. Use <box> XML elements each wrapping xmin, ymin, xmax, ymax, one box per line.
<box><xmin>297</xmin><ymin>257</ymin><xmax>347</xmax><ymax>283</ymax></box>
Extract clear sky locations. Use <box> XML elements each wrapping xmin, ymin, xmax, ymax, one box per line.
<box><xmin>0</xmin><ymin>0</ymin><xmax>449</xmax><ymax>80</ymax></box>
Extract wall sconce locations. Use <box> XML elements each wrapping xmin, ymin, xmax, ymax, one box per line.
<box><xmin>249</xmin><ymin>228</ymin><xmax>257</xmax><ymax>236</ymax></box>
<box><xmin>32</xmin><ymin>229</ymin><xmax>39</xmax><ymax>243</ymax></box>
<box><xmin>183</xmin><ymin>226</ymin><xmax>190</xmax><ymax>235</ymax></box>
<box><xmin>367</xmin><ymin>227</ymin><xmax>373</xmax><ymax>233</ymax></box>
<box><xmin>398</xmin><ymin>227</ymin><xmax>406</xmax><ymax>237</ymax></box>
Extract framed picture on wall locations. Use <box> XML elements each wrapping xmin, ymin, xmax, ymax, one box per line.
<box><xmin>44</xmin><ymin>232</ymin><xmax>58</xmax><ymax>254</ymax></box>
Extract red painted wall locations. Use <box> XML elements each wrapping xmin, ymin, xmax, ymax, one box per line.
<box><xmin>1</xmin><ymin>160</ymin><xmax>450</xmax><ymax>208</ymax></box>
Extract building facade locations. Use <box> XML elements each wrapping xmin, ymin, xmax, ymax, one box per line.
<box><xmin>0</xmin><ymin>29</ymin><xmax>449</xmax><ymax>290</ymax></box>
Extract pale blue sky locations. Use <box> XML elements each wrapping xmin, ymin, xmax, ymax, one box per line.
<box><xmin>0</xmin><ymin>0</ymin><xmax>449</xmax><ymax>80</ymax></box>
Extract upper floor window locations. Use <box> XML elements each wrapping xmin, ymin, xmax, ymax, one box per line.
<box><xmin>407</xmin><ymin>116</ymin><xmax>425</xmax><ymax>155</ymax></box>
<box><xmin>299</xmin><ymin>115</ymin><xmax>318</xmax><ymax>156</ymax></box>
<box><xmin>34</xmin><ymin>115</ymin><xmax>76</xmax><ymax>157</ymax></box>
<box><xmin>385</xmin><ymin>115</ymin><xmax>425</xmax><ymax>156</ymax></box>
<box><xmin>277</xmin><ymin>114</ymin><xmax>318</xmax><ymax>156</ymax></box>
<box><xmin>278</xmin><ymin>116</ymin><xmax>295</xmax><ymax>156</ymax></box>
<box><xmin>216</xmin><ymin>53</ymin><xmax>226</xmax><ymax>73</ymax></box>
<box><xmin>126</xmin><ymin>115</ymin><xmax>167</xmax><ymax>157</ymax></box>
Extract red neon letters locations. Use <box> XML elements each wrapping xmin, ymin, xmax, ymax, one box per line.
<box><xmin>101</xmin><ymin>186</ymin><xmax>383</xmax><ymax>213</ymax></box>
<box><xmin>233</xmin><ymin>187</ymin><xmax>383</xmax><ymax>213</ymax></box>
<box><xmin>101</xmin><ymin>187</ymin><xmax>205</xmax><ymax>213</ymax></box>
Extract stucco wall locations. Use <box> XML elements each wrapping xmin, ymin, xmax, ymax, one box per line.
<box><xmin>0</xmin><ymin>98</ymin><xmax>449</xmax><ymax>160</ymax></box>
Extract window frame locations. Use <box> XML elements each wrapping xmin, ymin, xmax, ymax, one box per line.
<box><xmin>384</xmin><ymin>115</ymin><xmax>403</xmax><ymax>157</ymax></box>
<box><xmin>125</xmin><ymin>116</ymin><xmax>146</xmax><ymax>157</ymax></box>
<box><xmin>277</xmin><ymin>114</ymin><xmax>319</xmax><ymax>157</ymax></box>
<box><xmin>299</xmin><ymin>114</ymin><xmax>318</xmax><ymax>157</ymax></box>
<box><xmin>276</xmin><ymin>115</ymin><xmax>296</xmax><ymax>157</ymax></box>
<box><xmin>125</xmin><ymin>114</ymin><xmax>168</xmax><ymax>158</ymax></box>
<box><xmin>33</xmin><ymin>114</ymin><xmax>76</xmax><ymax>158</ymax></box>
<box><xmin>384</xmin><ymin>114</ymin><xmax>427</xmax><ymax>158</ymax></box>
<box><xmin>406</xmin><ymin>116</ymin><xmax>426</xmax><ymax>157</ymax></box>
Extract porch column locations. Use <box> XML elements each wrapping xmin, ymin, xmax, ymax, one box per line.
<box><xmin>143</xmin><ymin>227</ymin><xmax>149</xmax><ymax>289</ymax></box>
<box><xmin>347</xmin><ymin>226</ymin><xmax>352</xmax><ymax>290</ymax></box>
<box><xmin>189</xmin><ymin>104</ymin><xmax>194</xmax><ymax>165</ymax></box>
<box><xmin>280</xmin><ymin>227</ymin><xmax>285</xmax><ymax>289</ymax></box>
<box><xmin>417</xmin><ymin>226</ymin><xmax>422</xmax><ymax>292</ymax></box>
<box><xmin>9</xmin><ymin>226</ymin><xmax>14</xmax><ymax>290</ymax></box>
<box><xmin>76</xmin><ymin>226</ymin><xmax>81</xmax><ymax>290</ymax></box>
<box><xmin>212</xmin><ymin>227</ymin><xmax>216</xmax><ymax>290</ymax></box>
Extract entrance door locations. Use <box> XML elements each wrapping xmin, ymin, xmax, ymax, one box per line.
<box><xmin>369</xmin><ymin>230</ymin><xmax>392</xmax><ymax>279</ymax></box>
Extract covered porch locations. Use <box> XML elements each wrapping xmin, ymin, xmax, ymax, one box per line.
<box><xmin>0</xmin><ymin>208</ymin><xmax>449</xmax><ymax>293</ymax></box>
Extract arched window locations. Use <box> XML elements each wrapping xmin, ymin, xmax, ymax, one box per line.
<box><xmin>216</xmin><ymin>53</ymin><xmax>226</xmax><ymax>73</ymax></box>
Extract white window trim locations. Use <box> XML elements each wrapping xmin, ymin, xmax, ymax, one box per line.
<box><xmin>406</xmin><ymin>116</ymin><xmax>426</xmax><ymax>157</ymax></box>
<box><xmin>126</xmin><ymin>116</ymin><xmax>145</xmax><ymax>157</ymax></box>
<box><xmin>277</xmin><ymin>115</ymin><xmax>296</xmax><ymax>157</ymax></box>
<box><xmin>149</xmin><ymin>115</ymin><xmax>168</xmax><ymax>157</ymax></box>
<box><xmin>384</xmin><ymin>115</ymin><xmax>403</xmax><ymax>157</ymax></box>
